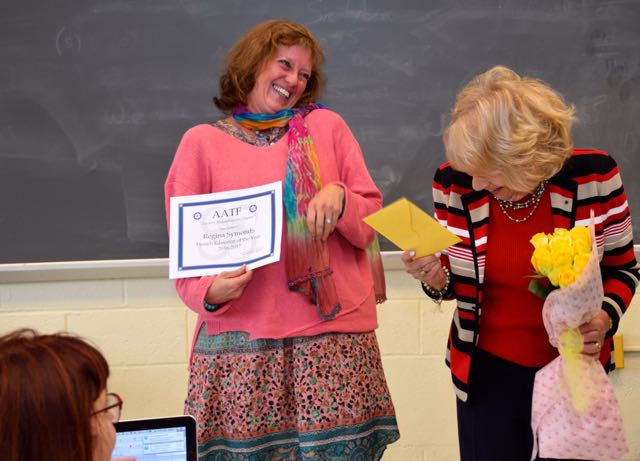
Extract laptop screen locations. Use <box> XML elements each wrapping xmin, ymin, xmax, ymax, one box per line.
<box><xmin>112</xmin><ymin>415</ymin><xmax>197</xmax><ymax>461</ymax></box>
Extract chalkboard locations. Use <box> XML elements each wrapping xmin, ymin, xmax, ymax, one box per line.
<box><xmin>1</xmin><ymin>0</ymin><xmax>639</xmax><ymax>263</ymax></box>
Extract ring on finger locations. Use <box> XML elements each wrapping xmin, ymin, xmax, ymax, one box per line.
<box><xmin>419</xmin><ymin>270</ymin><xmax>427</xmax><ymax>277</ymax></box>
<box><xmin>325</xmin><ymin>218</ymin><xmax>332</xmax><ymax>224</ymax></box>
<box><xmin>595</xmin><ymin>340</ymin><xmax>601</xmax><ymax>350</ymax></box>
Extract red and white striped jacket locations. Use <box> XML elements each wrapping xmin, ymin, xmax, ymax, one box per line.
<box><xmin>430</xmin><ymin>148</ymin><xmax>639</xmax><ymax>402</ymax></box>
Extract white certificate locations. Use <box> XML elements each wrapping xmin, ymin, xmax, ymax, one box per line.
<box><xmin>169</xmin><ymin>181</ymin><xmax>283</xmax><ymax>279</ymax></box>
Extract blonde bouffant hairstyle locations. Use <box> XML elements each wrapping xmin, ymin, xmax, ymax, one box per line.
<box><xmin>213</xmin><ymin>19</ymin><xmax>326</xmax><ymax>112</ymax></box>
<box><xmin>443</xmin><ymin>65</ymin><xmax>576</xmax><ymax>192</ymax></box>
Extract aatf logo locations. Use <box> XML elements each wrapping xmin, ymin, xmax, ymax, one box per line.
<box><xmin>210</xmin><ymin>207</ymin><xmax>242</xmax><ymax>218</ymax></box>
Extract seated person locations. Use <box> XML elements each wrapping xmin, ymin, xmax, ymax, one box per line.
<box><xmin>0</xmin><ymin>328</ymin><xmax>134</xmax><ymax>461</ymax></box>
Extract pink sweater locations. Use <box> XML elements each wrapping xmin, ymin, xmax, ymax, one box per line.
<box><xmin>165</xmin><ymin>109</ymin><xmax>383</xmax><ymax>340</ymax></box>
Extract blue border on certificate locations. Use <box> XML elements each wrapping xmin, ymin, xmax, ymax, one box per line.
<box><xmin>177</xmin><ymin>190</ymin><xmax>276</xmax><ymax>272</ymax></box>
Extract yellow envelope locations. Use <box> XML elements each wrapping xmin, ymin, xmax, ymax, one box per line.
<box><xmin>363</xmin><ymin>197</ymin><xmax>461</xmax><ymax>258</ymax></box>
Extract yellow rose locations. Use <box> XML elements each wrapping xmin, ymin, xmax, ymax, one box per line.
<box><xmin>550</xmin><ymin>238</ymin><xmax>574</xmax><ymax>268</ymax></box>
<box><xmin>573</xmin><ymin>239</ymin><xmax>590</xmax><ymax>254</ymax></box>
<box><xmin>547</xmin><ymin>267</ymin><xmax>561</xmax><ymax>287</ymax></box>
<box><xmin>531</xmin><ymin>247</ymin><xmax>553</xmax><ymax>275</ymax></box>
<box><xmin>549</xmin><ymin>233</ymin><xmax>573</xmax><ymax>251</ymax></box>
<box><xmin>569</xmin><ymin>226</ymin><xmax>591</xmax><ymax>254</ymax></box>
<box><xmin>530</xmin><ymin>232</ymin><xmax>549</xmax><ymax>249</ymax></box>
<box><xmin>573</xmin><ymin>252</ymin><xmax>591</xmax><ymax>274</ymax></box>
<box><xmin>569</xmin><ymin>225</ymin><xmax>590</xmax><ymax>244</ymax></box>
<box><xmin>553</xmin><ymin>228</ymin><xmax>570</xmax><ymax>238</ymax></box>
<box><xmin>572</xmin><ymin>232</ymin><xmax>591</xmax><ymax>254</ymax></box>
<box><xmin>558</xmin><ymin>267</ymin><xmax>577</xmax><ymax>288</ymax></box>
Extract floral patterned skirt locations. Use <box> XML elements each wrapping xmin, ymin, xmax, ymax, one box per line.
<box><xmin>185</xmin><ymin>325</ymin><xmax>399</xmax><ymax>460</ymax></box>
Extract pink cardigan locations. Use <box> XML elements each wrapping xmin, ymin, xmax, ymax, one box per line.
<box><xmin>165</xmin><ymin>109</ymin><xmax>383</xmax><ymax>340</ymax></box>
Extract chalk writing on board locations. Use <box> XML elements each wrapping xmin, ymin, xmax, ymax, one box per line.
<box><xmin>55</xmin><ymin>26</ymin><xmax>82</xmax><ymax>56</ymax></box>
<box><xmin>1</xmin><ymin>0</ymin><xmax>639</xmax><ymax>263</ymax></box>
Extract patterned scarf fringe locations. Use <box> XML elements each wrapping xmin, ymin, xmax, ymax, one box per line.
<box><xmin>285</xmin><ymin>218</ymin><xmax>342</xmax><ymax>320</ymax></box>
<box><xmin>367</xmin><ymin>237</ymin><xmax>387</xmax><ymax>304</ymax></box>
<box><xmin>285</xmin><ymin>110</ymin><xmax>342</xmax><ymax>319</ymax></box>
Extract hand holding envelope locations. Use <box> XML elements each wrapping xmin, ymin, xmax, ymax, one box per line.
<box><xmin>363</xmin><ymin>197</ymin><xmax>461</xmax><ymax>258</ymax></box>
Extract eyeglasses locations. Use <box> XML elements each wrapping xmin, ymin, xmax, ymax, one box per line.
<box><xmin>91</xmin><ymin>392</ymin><xmax>123</xmax><ymax>423</ymax></box>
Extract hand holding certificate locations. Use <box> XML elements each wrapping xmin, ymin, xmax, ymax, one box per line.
<box><xmin>169</xmin><ymin>181</ymin><xmax>283</xmax><ymax>279</ymax></box>
<box><xmin>363</xmin><ymin>197</ymin><xmax>461</xmax><ymax>257</ymax></box>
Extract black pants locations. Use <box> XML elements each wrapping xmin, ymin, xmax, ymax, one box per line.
<box><xmin>456</xmin><ymin>348</ymin><xmax>589</xmax><ymax>461</ymax></box>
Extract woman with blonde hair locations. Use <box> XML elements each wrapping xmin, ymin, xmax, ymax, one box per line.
<box><xmin>401</xmin><ymin>65</ymin><xmax>638</xmax><ymax>460</ymax></box>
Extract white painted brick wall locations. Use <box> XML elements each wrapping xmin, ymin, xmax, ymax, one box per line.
<box><xmin>1</xmin><ymin>266</ymin><xmax>639</xmax><ymax>461</ymax></box>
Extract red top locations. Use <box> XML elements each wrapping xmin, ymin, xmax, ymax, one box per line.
<box><xmin>477</xmin><ymin>189</ymin><xmax>559</xmax><ymax>367</ymax></box>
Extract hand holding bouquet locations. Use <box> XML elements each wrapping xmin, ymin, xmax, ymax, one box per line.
<box><xmin>529</xmin><ymin>216</ymin><xmax>628</xmax><ymax>461</ymax></box>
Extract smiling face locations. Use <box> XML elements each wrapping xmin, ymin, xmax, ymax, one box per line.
<box><xmin>246</xmin><ymin>44</ymin><xmax>312</xmax><ymax>114</ymax></box>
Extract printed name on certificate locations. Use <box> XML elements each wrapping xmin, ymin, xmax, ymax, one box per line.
<box><xmin>169</xmin><ymin>181</ymin><xmax>283</xmax><ymax>279</ymax></box>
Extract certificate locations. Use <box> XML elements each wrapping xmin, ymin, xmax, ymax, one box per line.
<box><xmin>169</xmin><ymin>181</ymin><xmax>283</xmax><ymax>279</ymax></box>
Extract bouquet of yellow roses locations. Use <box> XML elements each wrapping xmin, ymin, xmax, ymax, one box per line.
<box><xmin>529</xmin><ymin>226</ymin><xmax>592</xmax><ymax>291</ymax></box>
<box><xmin>529</xmin><ymin>216</ymin><xmax>628</xmax><ymax>461</ymax></box>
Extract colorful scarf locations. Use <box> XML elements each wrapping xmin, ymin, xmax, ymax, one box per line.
<box><xmin>233</xmin><ymin>105</ymin><xmax>386</xmax><ymax>320</ymax></box>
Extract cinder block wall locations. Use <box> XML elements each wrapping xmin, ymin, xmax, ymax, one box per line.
<box><xmin>1</xmin><ymin>256</ymin><xmax>639</xmax><ymax>461</ymax></box>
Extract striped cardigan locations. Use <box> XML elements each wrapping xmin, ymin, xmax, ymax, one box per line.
<box><xmin>430</xmin><ymin>149</ymin><xmax>639</xmax><ymax>402</ymax></box>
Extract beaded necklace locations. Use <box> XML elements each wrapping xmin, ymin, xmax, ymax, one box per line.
<box><xmin>494</xmin><ymin>180</ymin><xmax>548</xmax><ymax>223</ymax></box>
<box><xmin>250</xmin><ymin>126</ymin><xmax>287</xmax><ymax>146</ymax></box>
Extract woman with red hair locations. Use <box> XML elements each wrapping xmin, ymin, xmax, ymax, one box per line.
<box><xmin>0</xmin><ymin>329</ymin><xmax>133</xmax><ymax>461</ymax></box>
